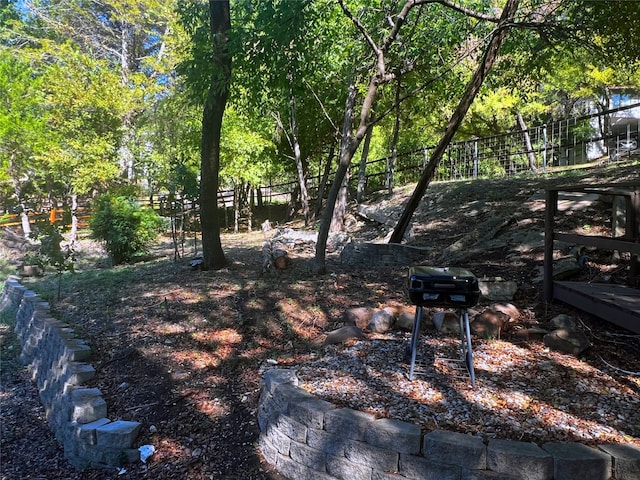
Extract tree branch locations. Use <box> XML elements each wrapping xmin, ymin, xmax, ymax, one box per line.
<box><xmin>433</xmin><ymin>0</ymin><xmax>500</xmax><ymax>23</ymax></box>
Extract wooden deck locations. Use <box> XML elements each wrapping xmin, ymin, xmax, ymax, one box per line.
<box><xmin>553</xmin><ymin>281</ymin><xmax>640</xmax><ymax>334</ymax></box>
<box><xmin>544</xmin><ymin>181</ymin><xmax>640</xmax><ymax>334</ymax></box>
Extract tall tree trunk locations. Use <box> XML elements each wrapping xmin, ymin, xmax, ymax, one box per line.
<box><xmin>516</xmin><ymin>112</ymin><xmax>537</xmax><ymax>172</ymax></box>
<box><xmin>313</xmin><ymin>143</ymin><xmax>335</xmax><ymax>219</ymax></box>
<box><xmin>390</xmin><ymin>0</ymin><xmax>520</xmax><ymax>243</ymax></box>
<box><xmin>247</xmin><ymin>183</ymin><xmax>254</xmax><ymax>233</ymax></box>
<box><xmin>290</xmin><ymin>94</ymin><xmax>310</xmax><ymax>225</ymax></box>
<box><xmin>200</xmin><ymin>0</ymin><xmax>230</xmax><ymax>270</ymax></box>
<box><xmin>330</xmin><ymin>167</ymin><xmax>349</xmax><ymax>232</ymax></box>
<box><xmin>118</xmin><ymin>22</ymin><xmax>135</xmax><ymax>181</ymax></box>
<box><xmin>9</xmin><ymin>152</ymin><xmax>31</xmax><ymax>239</ymax></box>
<box><xmin>233</xmin><ymin>184</ymin><xmax>240</xmax><ymax>233</ymax></box>
<box><xmin>388</xmin><ymin>79</ymin><xmax>401</xmax><ymax>194</ymax></box>
<box><xmin>69</xmin><ymin>193</ymin><xmax>78</xmax><ymax>245</ymax></box>
<box><xmin>314</xmin><ymin>81</ymin><xmax>360</xmax><ymax>274</ymax></box>
<box><xmin>357</xmin><ymin>125</ymin><xmax>373</xmax><ymax>203</ymax></box>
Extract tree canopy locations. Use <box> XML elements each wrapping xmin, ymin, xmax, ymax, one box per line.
<box><xmin>2</xmin><ymin>0</ymin><xmax>639</xmax><ymax>269</ymax></box>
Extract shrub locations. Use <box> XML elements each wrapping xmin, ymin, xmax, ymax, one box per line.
<box><xmin>26</xmin><ymin>220</ymin><xmax>76</xmax><ymax>299</ymax></box>
<box><xmin>89</xmin><ymin>194</ymin><xmax>164</xmax><ymax>265</ymax></box>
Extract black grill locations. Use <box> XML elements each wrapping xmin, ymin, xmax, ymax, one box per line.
<box><xmin>405</xmin><ymin>266</ymin><xmax>479</xmax><ymax>386</ymax></box>
<box><xmin>407</xmin><ymin>266</ymin><xmax>480</xmax><ymax>308</ymax></box>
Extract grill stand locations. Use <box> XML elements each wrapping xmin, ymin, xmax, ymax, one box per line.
<box><xmin>408</xmin><ymin>306</ymin><xmax>475</xmax><ymax>387</ymax></box>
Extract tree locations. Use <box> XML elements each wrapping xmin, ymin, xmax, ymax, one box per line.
<box><xmin>0</xmin><ymin>50</ymin><xmax>48</xmax><ymax>237</ymax></box>
<box><xmin>234</xmin><ymin>0</ymin><xmax>349</xmax><ymax>225</ymax></box>
<box><xmin>219</xmin><ymin>107</ymin><xmax>274</xmax><ymax>232</ymax></box>
<box><xmin>199</xmin><ymin>0</ymin><xmax>231</xmax><ymax>270</ymax></box>
<box><xmin>391</xmin><ymin>0</ymin><xmax>521</xmax><ymax>243</ymax></box>
<box><xmin>313</xmin><ymin>0</ymin><xmax>498</xmax><ymax>274</ymax></box>
<box><xmin>390</xmin><ymin>0</ymin><xmax>640</xmax><ymax>243</ymax></box>
<box><xmin>20</xmin><ymin>0</ymin><xmax>177</xmax><ymax>182</ymax></box>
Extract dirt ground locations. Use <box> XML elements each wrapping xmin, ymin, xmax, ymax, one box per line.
<box><xmin>1</xmin><ymin>162</ymin><xmax>639</xmax><ymax>480</ymax></box>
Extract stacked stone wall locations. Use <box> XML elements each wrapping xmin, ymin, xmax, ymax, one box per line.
<box><xmin>1</xmin><ymin>276</ymin><xmax>141</xmax><ymax>470</ymax></box>
<box><xmin>258</xmin><ymin>369</ymin><xmax>640</xmax><ymax>480</ymax></box>
<box><xmin>340</xmin><ymin>242</ymin><xmax>431</xmax><ymax>267</ymax></box>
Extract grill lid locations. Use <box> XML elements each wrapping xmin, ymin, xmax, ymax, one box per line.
<box><xmin>407</xmin><ymin>266</ymin><xmax>480</xmax><ymax>308</ymax></box>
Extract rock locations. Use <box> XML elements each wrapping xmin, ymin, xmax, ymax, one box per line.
<box><xmin>324</xmin><ymin>326</ymin><xmax>365</xmax><ymax>346</ymax></box>
<box><xmin>433</xmin><ymin>311</ymin><xmax>460</xmax><ymax>334</ymax></box>
<box><xmin>492</xmin><ymin>303</ymin><xmax>520</xmax><ymax>322</ymax></box>
<box><xmin>553</xmin><ymin>257</ymin><xmax>581</xmax><ymax>280</ymax></box>
<box><xmin>471</xmin><ymin>310</ymin><xmax>509</xmax><ymax>339</ymax></box>
<box><xmin>514</xmin><ymin>327</ymin><xmax>549</xmax><ymax>340</ymax></box>
<box><xmin>478</xmin><ymin>278</ymin><xmax>518</xmax><ymax>301</ymax></box>
<box><xmin>395</xmin><ymin>311</ymin><xmax>415</xmax><ymax>331</ymax></box>
<box><xmin>20</xmin><ymin>265</ymin><xmax>43</xmax><ymax>277</ymax></box>
<box><xmin>344</xmin><ymin>307</ymin><xmax>375</xmax><ymax>330</ymax></box>
<box><xmin>549</xmin><ymin>313</ymin><xmax>577</xmax><ymax>330</ymax></box>
<box><xmin>386</xmin><ymin>303</ymin><xmax>416</xmax><ymax>318</ymax></box>
<box><xmin>367</xmin><ymin>308</ymin><xmax>396</xmax><ymax>333</ymax></box>
<box><xmin>543</xmin><ymin>328</ymin><xmax>591</xmax><ymax>355</ymax></box>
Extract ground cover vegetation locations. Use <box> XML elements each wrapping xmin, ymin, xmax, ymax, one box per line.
<box><xmin>1</xmin><ymin>162</ymin><xmax>640</xmax><ymax>479</ymax></box>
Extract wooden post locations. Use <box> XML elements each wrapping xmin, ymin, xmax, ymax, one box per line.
<box><xmin>628</xmin><ymin>190</ymin><xmax>640</xmax><ymax>279</ymax></box>
<box><xmin>544</xmin><ymin>189</ymin><xmax>558</xmax><ymax>303</ymax></box>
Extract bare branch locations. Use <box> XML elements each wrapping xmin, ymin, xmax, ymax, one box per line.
<box><xmin>302</xmin><ymin>79</ymin><xmax>339</xmax><ymax>135</ymax></box>
<box><xmin>337</xmin><ymin>0</ymin><xmax>381</xmax><ymax>56</ymax></box>
<box><xmin>432</xmin><ymin>0</ymin><xmax>500</xmax><ymax>23</ymax></box>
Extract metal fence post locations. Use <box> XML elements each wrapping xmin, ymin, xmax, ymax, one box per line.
<box><xmin>542</xmin><ymin>124</ymin><xmax>547</xmax><ymax>173</ymax></box>
<box><xmin>473</xmin><ymin>140</ymin><xmax>478</xmax><ymax>178</ymax></box>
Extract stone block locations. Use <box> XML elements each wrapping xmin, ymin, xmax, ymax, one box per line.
<box><xmin>96</xmin><ymin>420</ymin><xmax>141</xmax><ymax>448</ymax></box>
<box><xmin>271</xmin><ymin>382</ymin><xmax>314</xmax><ymax>414</ymax></box>
<box><xmin>423</xmin><ymin>430</ymin><xmax>486</xmax><ymax>469</ymax></box>
<box><xmin>365</xmin><ymin>418</ymin><xmax>422</xmax><ymax>455</ymax></box>
<box><xmin>290</xmin><ymin>439</ymin><xmax>327</xmax><ymax>471</ymax></box>
<box><xmin>90</xmin><ymin>447</ymin><xmax>140</xmax><ymax>467</ymax></box>
<box><xmin>257</xmin><ymin>392</ymin><xmax>281</xmax><ymax>431</ymax></box>
<box><xmin>345</xmin><ymin>439</ymin><xmax>399</xmax><ymax>472</ymax></box>
<box><xmin>276</xmin><ymin>414</ymin><xmax>307</xmax><ymax>443</ymax></box>
<box><xmin>325</xmin><ymin>408</ymin><xmax>375</xmax><ymax>441</ymax></box>
<box><xmin>62</xmin><ymin>339</ymin><xmax>92</xmax><ymax>362</ymax></box>
<box><xmin>487</xmin><ymin>439</ymin><xmax>553</xmax><ymax>480</ymax></box>
<box><xmin>276</xmin><ymin>453</ymin><xmax>314</xmax><ymax>480</ymax></box>
<box><xmin>367</xmin><ymin>308</ymin><xmax>396</xmax><ymax>333</ymax></box>
<box><xmin>327</xmin><ymin>454</ymin><xmax>373</xmax><ymax>480</ymax></box>
<box><xmin>462</xmin><ymin>470</ymin><xmax>519</xmax><ymax>480</ymax></box>
<box><xmin>543</xmin><ymin>328</ymin><xmax>591</xmax><ymax>355</ymax></box>
<box><xmin>324</xmin><ymin>326</ymin><xmax>365</xmax><ymax>345</ymax></box>
<box><xmin>265</xmin><ymin>422</ymin><xmax>291</xmax><ymax>455</ymax></box>
<box><xmin>71</xmin><ymin>388</ymin><xmax>107</xmax><ymax>423</ymax></box>
<box><xmin>344</xmin><ymin>307</ymin><xmax>375</xmax><ymax>329</ymax></box>
<box><xmin>307</xmin><ymin>427</ymin><xmax>347</xmax><ymax>456</ymax></box>
<box><xmin>395</xmin><ymin>311</ymin><xmax>416</xmax><ymax>331</ymax></box>
<box><xmin>65</xmin><ymin>362</ymin><xmax>96</xmax><ymax>385</ymax></box>
<box><xmin>598</xmin><ymin>443</ymin><xmax>640</xmax><ymax>480</ymax></box>
<box><xmin>262</xmin><ymin>368</ymin><xmax>299</xmax><ymax>393</ymax></box>
<box><xmin>372</xmin><ymin>471</ymin><xmax>406</xmax><ymax>480</ymax></box>
<box><xmin>543</xmin><ymin>442</ymin><xmax>611</xmax><ymax>480</ymax></box>
<box><xmin>478</xmin><ymin>279</ymin><xmax>518</xmax><ymax>301</ymax></box>
<box><xmin>288</xmin><ymin>396</ymin><xmax>336</xmax><ymax>429</ymax></box>
<box><xmin>71</xmin><ymin>418</ymin><xmax>111</xmax><ymax>445</ymax></box>
<box><xmin>258</xmin><ymin>433</ymin><xmax>278</xmax><ymax>465</ymax></box>
<box><xmin>399</xmin><ymin>453</ymin><xmax>461</xmax><ymax>480</ymax></box>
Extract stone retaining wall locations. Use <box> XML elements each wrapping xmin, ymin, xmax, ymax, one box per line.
<box><xmin>340</xmin><ymin>242</ymin><xmax>431</xmax><ymax>267</ymax></box>
<box><xmin>258</xmin><ymin>369</ymin><xmax>640</xmax><ymax>480</ymax></box>
<box><xmin>1</xmin><ymin>276</ymin><xmax>141</xmax><ymax>470</ymax></box>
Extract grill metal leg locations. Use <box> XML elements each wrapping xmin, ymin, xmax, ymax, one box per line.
<box><xmin>407</xmin><ymin>306</ymin><xmax>475</xmax><ymax>386</ymax></box>
<box><xmin>459</xmin><ymin>309</ymin><xmax>475</xmax><ymax>387</ymax></box>
<box><xmin>408</xmin><ymin>306</ymin><xmax>423</xmax><ymax>380</ymax></box>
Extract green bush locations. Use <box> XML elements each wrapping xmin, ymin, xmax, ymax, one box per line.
<box><xmin>89</xmin><ymin>194</ymin><xmax>164</xmax><ymax>265</ymax></box>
